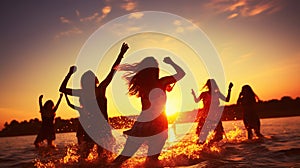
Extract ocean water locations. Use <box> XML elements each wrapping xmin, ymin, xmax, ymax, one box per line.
<box><xmin>0</xmin><ymin>116</ymin><xmax>299</xmax><ymax>168</ymax></box>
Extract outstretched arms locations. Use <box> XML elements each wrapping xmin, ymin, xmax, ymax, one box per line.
<box><xmin>100</xmin><ymin>43</ymin><xmax>129</xmax><ymax>88</ymax></box>
<box><xmin>53</xmin><ymin>93</ymin><xmax>63</xmax><ymax>112</ymax></box>
<box><xmin>59</xmin><ymin>66</ymin><xmax>78</xmax><ymax>95</ymax></box>
<box><xmin>39</xmin><ymin>95</ymin><xmax>43</xmax><ymax>112</ymax></box>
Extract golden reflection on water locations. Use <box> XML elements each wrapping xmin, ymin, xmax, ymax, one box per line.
<box><xmin>34</xmin><ymin>124</ymin><xmax>246</xmax><ymax>167</ymax></box>
<box><xmin>60</xmin><ymin>144</ymin><xmax>79</xmax><ymax>164</ymax></box>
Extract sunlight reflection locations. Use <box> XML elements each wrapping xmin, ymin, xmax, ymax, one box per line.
<box><xmin>168</xmin><ymin>125</ymin><xmax>177</xmax><ymax>143</ymax></box>
<box><xmin>60</xmin><ymin>144</ymin><xmax>79</xmax><ymax>164</ymax></box>
<box><xmin>85</xmin><ymin>145</ymin><xmax>98</xmax><ymax>162</ymax></box>
<box><xmin>225</xmin><ymin>125</ymin><xmax>245</xmax><ymax>142</ymax></box>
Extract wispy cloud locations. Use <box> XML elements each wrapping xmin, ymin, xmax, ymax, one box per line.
<box><xmin>55</xmin><ymin>4</ymin><xmax>112</xmax><ymax>39</ymax></box>
<box><xmin>75</xmin><ymin>10</ymin><xmax>80</xmax><ymax>17</ymax></box>
<box><xmin>173</xmin><ymin>19</ymin><xmax>197</xmax><ymax>34</ymax></box>
<box><xmin>227</xmin><ymin>13</ymin><xmax>239</xmax><ymax>19</ymax></box>
<box><xmin>79</xmin><ymin>12</ymin><xmax>99</xmax><ymax>22</ymax></box>
<box><xmin>95</xmin><ymin>5</ymin><xmax>112</xmax><ymax>22</ymax></box>
<box><xmin>60</xmin><ymin>16</ymin><xmax>72</xmax><ymax>24</ymax></box>
<box><xmin>54</xmin><ymin>27</ymin><xmax>83</xmax><ymax>39</ymax></box>
<box><xmin>121</xmin><ymin>0</ymin><xmax>137</xmax><ymax>11</ymax></box>
<box><xmin>205</xmin><ymin>0</ymin><xmax>282</xmax><ymax>20</ymax></box>
<box><xmin>128</xmin><ymin>12</ymin><xmax>144</xmax><ymax>19</ymax></box>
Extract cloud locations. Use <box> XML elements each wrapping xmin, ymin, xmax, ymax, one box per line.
<box><xmin>121</xmin><ymin>0</ymin><xmax>137</xmax><ymax>11</ymax></box>
<box><xmin>227</xmin><ymin>13</ymin><xmax>239</xmax><ymax>19</ymax></box>
<box><xmin>78</xmin><ymin>5</ymin><xmax>112</xmax><ymax>23</ymax></box>
<box><xmin>248</xmin><ymin>2</ymin><xmax>274</xmax><ymax>16</ymax></box>
<box><xmin>54</xmin><ymin>27</ymin><xmax>83</xmax><ymax>39</ymax></box>
<box><xmin>96</xmin><ymin>5</ymin><xmax>112</xmax><ymax>22</ymax></box>
<box><xmin>128</xmin><ymin>12</ymin><xmax>144</xmax><ymax>19</ymax></box>
<box><xmin>60</xmin><ymin>16</ymin><xmax>71</xmax><ymax>24</ymax></box>
<box><xmin>108</xmin><ymin>22</ymin><xmax>143</xmax><ymax>36</ymax></box>
<box><xmin>205</xmin><ymin>0</ymin><xmax>282</xmax><ymax>20</ymax></box>
<box><xmin>102</xmin><ymin>6</ymin><xmax>112</xmax><ymax>15</ymax></box>
<box><xmin>55</xmin><ymin>4</ymin><xmax>112</xmax><ymax>39</ymax></box>
<box><xmin>176</xmin><ymin>27</ymin><xmax>184</xmax><ymax>33</ymax></box>
<box><xmin>80</xmin><ymin>12</ymin><xmax>99</xmax><ymax>22</ymax></box>
<box><xmin>75</xmin><ymin>10</ymin><xmax>80</xmax><ymax>17</ymax></box>
<box><xmin>173</xmin><ymin>19</ymin><xmax>197</xmax><ymax>34</ymax></box>
<box><xmin>173</xmin><ymin>20</ymin><xmax>182</xmax><ymax>26</ymax></box>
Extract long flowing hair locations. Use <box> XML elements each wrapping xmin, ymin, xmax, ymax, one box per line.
<box><xmin>118</xmin><ymin>57</ymin><xmax>159</xmax><ymax>97</ymax></box>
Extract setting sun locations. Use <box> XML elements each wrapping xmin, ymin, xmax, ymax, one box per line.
<box><xmin>164</xmin><ymin>84</ymin><xmax>182</xmax><ymax>123</ymax></box>
<box><xmin>165</xmin><ymin>99</ymin><xmax>181</xmax><ymax>124</ymax></box>
<box><xmin>166</xmin><ymin>102</ymin><xmax>178</xmax><ymax>117</ymax></box>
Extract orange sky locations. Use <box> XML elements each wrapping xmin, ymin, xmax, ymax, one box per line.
<box><xmin>0</xmin><ymin>0</ymin><xmax>299</xmax><ymax>130</ymax></box>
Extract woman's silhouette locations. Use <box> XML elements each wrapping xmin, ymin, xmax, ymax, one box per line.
<box><xmin>112</xmin><ymin>56</ymin><xmax>185</xmax><ymax>166</ymax></box>
<box><xmin>191</xmin><ymin>79</ymin><xmax>233</xmax><ymax>144</ymax></box>
<box><xmin>237</xmin><ymin>85</ymin><xmax>264</xmax><ymax>139</ymax></box>
<box><xmin>59</xmin><ymin>43</ymin><xmax>129</xmax><ymax>160</ymax></box>
<box><xmin>34</xmin><ymin>93</ymin><xmax>62</xmax><ymax>148</ymax></box>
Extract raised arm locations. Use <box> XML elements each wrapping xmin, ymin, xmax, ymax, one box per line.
<box><xmin>100</xmin><ymin>43</ymin><xmax>129</xmax><ymax>88</ymax></box>
<box><xmin>53</xmin><ymin>93</ymin><xmax>63</xmax><ymax>112</ymax></box>
<box><xmin>64</xmin><ymin>93</ymin><xmax>80</xmax><ymax>110</ymax></box>
<box><xmin>226</xmin><ymin>82</ymin><xmax>233</xmax><ymax>102</ymax></box>
<box><xmin>59</xmin><ymin>66</ymin><xmax>79</xmax><ymax>95</ymax></box>
<box><xmin>163</xmin><ymin>57</ymin><xmax>185</xmax><ymax>82</ymax></box>
<box><xmin>219</xmin><ymin>82</ymin><xmax>233</xmax><ymax>102</ymax></box>
<box><xmin>39</xmin><ymin>95</ymin><xmax>43</xmax><ymax>112</ymax></box>
<box><xmin>160</xmin><ymin>57</ymin><xmax>185</xmax><ymax>88</ymax></box>
<box><xmin>191</xmin><ymin>89</ymin><xmax>201</xmax><ymax>103</ymax></box>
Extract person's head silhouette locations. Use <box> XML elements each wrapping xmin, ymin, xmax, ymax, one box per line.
<box><xmin>241</xmin><ymin>85</ymin><xmax>255</xmax><ymax>96</ymax></box>
<box><xmin>44</xmin><ymin>100</ymin><xmax>54</xmax><ymax>111</ymax></box>
<box><xmin>119</xmin><ymin>56</ymin><xmax>160</xmax><ymax>97</ymax></box>
<box><xmin>80</xmin><ymin>70</ymin><xmax>99</xmax><ymax>98</ymax></box>
<box><xmin>203</xmin><ymin>79</ymin><xmax>219</xmax><ymax>93</ymax></box>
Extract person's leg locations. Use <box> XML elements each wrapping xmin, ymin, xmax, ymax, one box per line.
<box><xmin>247</xmin><ymin>128</ymin><xmax>253</xmax><ymax>140</ymax></box>
<box><xmin>34</xmin><ymin>131</ymin><xmax>47</xmax><ymax>148</ymax></box>
<box><xmin>145</xmin><ymin>134</ymin><xmax>167</xmax><ymax>166</ymax></box>
<box><xmin>34</xmin><ymin>135</ymin><xmax>43</xmax><ymax>147</ymax></box>
<box><xmin>112</xmin><ymin>136</ymin><xmax>143</xmax><ymax>164</ymax></box>
<box><xmin>254</xmin><ymin>121</ymin><xmax>264</xmax><ymax>138</ymax></box>
<box><xmin>212</xmin><ymin>121</ymin><xmax>224</xmax><ymax>142</ymax></box>
<box><xmin>47</xmin><ymin>139</ymin><xmax>55</xmax><ymax>148</ymax></box>
<box><xmin>243</xmin><ymin>119</ymin><xmax>253</xmax><ymax>139</ymax></box>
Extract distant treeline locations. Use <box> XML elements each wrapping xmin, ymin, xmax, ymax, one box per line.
<box><xmin>0</xmin><ymin>116</ymin><xmax>136</xmax><ymax>137</ymax></box>
<box><xmin>176</xmin><ymin>96</ymin><xmax>300</xmax><ymax>123</ymax></box>
<box><xmin>1</xmin><ymin>96</ymin><xmax>299</xmax><ymax>137</ymax></box>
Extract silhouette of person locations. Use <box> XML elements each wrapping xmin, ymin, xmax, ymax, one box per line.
<box><xmin>59</xmin><ymin>43</ymin><xmax>129</xmax><ymax>160</ymax></box>
<box><xmin>34</xmin><ymin>93</ymin><xmax>63</xmax><ymax>148</ymax></box>
<box><xmin>191</xmin><ymin>79</ymin><xmax>233</xmax><ymax>144</ymax></box>
<box><xmin>111</xmin><ymin>56</ymin><xmax>185</xmax><ymax>166</ymax></box>
<box><xmin>237</xmin><ymin>85</ymin><xmax>264</xmax><ymax>139</ymax></box>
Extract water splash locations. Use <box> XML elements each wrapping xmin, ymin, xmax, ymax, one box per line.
<box><xmin>32</xmin><ymin>123</ymin><xmax>247</xmax><ymax>167</ymax></box>
<box><xmin>60</xmin><ymin>144</ymin><xmax>80</xmax><ymax>164</ymax></box>
<box><xmin>85</xmin><ymin>145</ymin><xmax>98</xmax><ymax>162</ymax></box>
<box><xmin>225</xmin><ymin>125</ymin><xmax>246</xmax><ymax>142</ymax></box>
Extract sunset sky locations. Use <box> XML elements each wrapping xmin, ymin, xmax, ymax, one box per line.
<box><xmin>0</xmin><ymin>0</ymin><xmax>299</xmax><ymax>130</ymax></box>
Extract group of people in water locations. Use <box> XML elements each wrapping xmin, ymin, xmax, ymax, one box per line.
<box><xmin>34</xmin><ymin>42</ymin><xmax>263</xmax><ymax>166</ymax></box>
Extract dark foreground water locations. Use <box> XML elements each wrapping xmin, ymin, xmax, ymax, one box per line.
<box><xmin>0</xmin><ymin>116</ymin><xmax>299</xmax><ymax>168</ymax></box>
